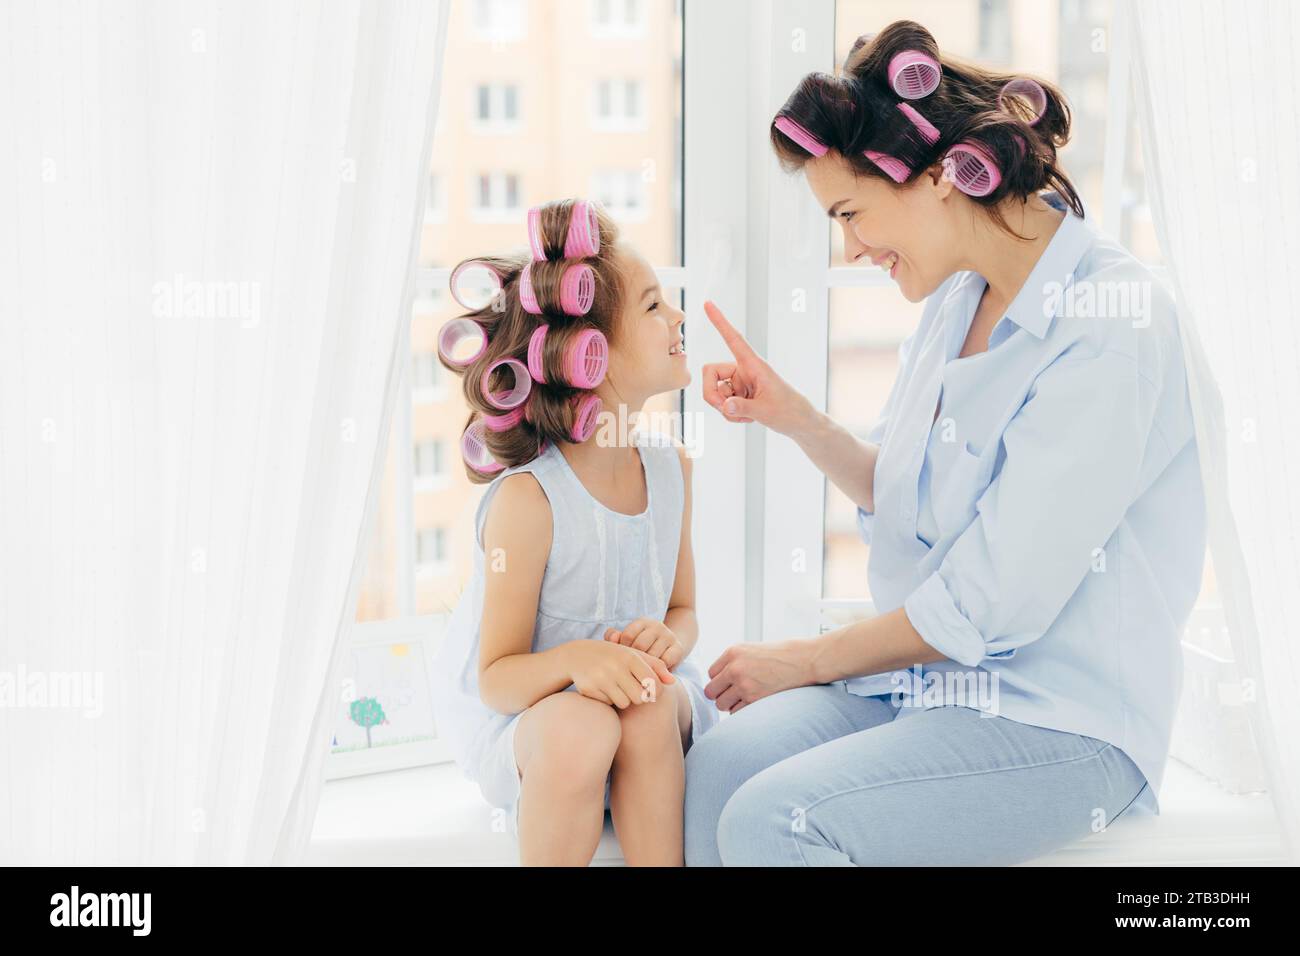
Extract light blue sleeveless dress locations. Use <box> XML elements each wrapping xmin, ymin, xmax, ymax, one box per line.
<box><xmin>431</xmin><ymin>431</ymin><xmax>721</xmax><ymax>836</ymax></box>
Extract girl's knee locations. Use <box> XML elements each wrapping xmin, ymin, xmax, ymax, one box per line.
<box><xmin>614</xmin><ymin>683</ymin><xmax>683</xmax><ymax>758</ymax></box>
<box><xmin>522</xmin><ymin>692</ymin><xmax>620</xmax><ymax>783</ymax></box>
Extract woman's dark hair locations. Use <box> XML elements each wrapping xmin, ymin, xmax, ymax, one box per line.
<box><xmin>770</xmin><ymin>20</ymin><xmax>1083</xmax><ymax>237</ymax></box>
<box><xmin>441</xmin><ymin>199</ymin><xmax>625</xmax><ymax>483</ymax></box>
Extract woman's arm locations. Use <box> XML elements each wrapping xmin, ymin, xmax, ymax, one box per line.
<box><xmin>700</xmin><ymin>301</ymin><xmax>880</xmax><ymax>512</ymax></box>
<box><xmin>704</xmin><ymin>607</ymin><xmax>945</xmax><ymax>712</ymax></box>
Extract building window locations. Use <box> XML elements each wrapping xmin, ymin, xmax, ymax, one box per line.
<box><xmin>471</xmin><ymin>172</ymin><xmax>522</xmax><ymax>220</ymax></box>
<box><xmin>416</xmin><ymin>527</ymin><xmax>448</xmax><ymax>568</ymax></box>
<box><xmin>472</xmin><ymin>83</ymin><xmax>521</xmax><ymax>130</ymax></box>
<box><xmin>424</xmin><ymin>173</ymin><xmax>444</xmax><ymax>221</ymax></box>
<box><xmin>414</xmin><ymin>439</ymin><xmax>447</xmax><ymax>487</ymax></box>
<box><xmin>591</xmin><ymin>169</ymin><xmax>647</xmax><ymax>220</ymax></box>
<box><xmin>472</xmin><ymin>0</ymin><xmax>527</xmax><ymax>43</ymax></box>
<box><xmin>411</xmin><ymin>352</ymin><xmax>444</xmax><ymax>402</ymax></box>
<box><xmin>590</xmin><ymin>0</ymin><xmax>644</xmax><ymax>37</ymax></box>
<box><xmin>592</xmin><ymin>78</ymin><xmax>644</xmax><ymax>129</ymax></box>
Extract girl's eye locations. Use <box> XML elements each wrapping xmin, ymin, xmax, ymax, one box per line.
<box><xmin>840</xmin><ymin>210</ymin><xmax>855</xmax><ymax>222</ymax></box>
<box><xmin>648</xmin><ymin>300</ymin><xmax>659</xmax><ymax>311</ymax></box>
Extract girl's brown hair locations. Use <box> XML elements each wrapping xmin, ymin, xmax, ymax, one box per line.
<box><xmin>441</xmin><ymin>199</ymin><xmax>625</xmax><ymax>483</ymax></box>
<box><xmin>770</xmin><ymin>20</ymin><xmax>1083</xmax><ymax>237</ymax></box>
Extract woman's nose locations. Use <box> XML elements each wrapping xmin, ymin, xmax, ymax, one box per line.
<box><xmin>842</xmin><ymin>225</ymin><xmax>870</xmax><ymax>264</ymax></box>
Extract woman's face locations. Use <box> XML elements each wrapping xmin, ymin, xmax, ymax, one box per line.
<box><xmin>604</xmin><ymin>245</ymin><xmax>690</xmax><ymax>402</ymax></box>
<box><xmin>804</xmin><ymin>151</ymin><xmax>961</xmax><ymax>303</ymax></box>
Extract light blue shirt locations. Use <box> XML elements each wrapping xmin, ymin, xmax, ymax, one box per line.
<box><xmin>847</xmin><ymin>191</ymin><xmax>1207</xmax><ymax>815</ymax></box>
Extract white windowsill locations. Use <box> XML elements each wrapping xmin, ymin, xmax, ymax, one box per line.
<box><xmin>306</xmin><ymin>755</ymin><xmax>1285</xmax><ymax>867</ymax></box>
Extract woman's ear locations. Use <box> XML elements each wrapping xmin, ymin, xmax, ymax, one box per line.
<box><xmin>921</xmin><ymin>161</ymin><xmax>956</xmax><ymax>200</ymax></box>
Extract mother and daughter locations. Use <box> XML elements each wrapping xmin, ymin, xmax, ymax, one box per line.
<box><xmin>432</xmin><ymin>21</ymin><xmax>1204</xmax><ymax>867</ymax></box>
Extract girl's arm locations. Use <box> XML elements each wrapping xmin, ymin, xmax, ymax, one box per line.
<box><xmin>662</xmin><ymin>444</ymin><xmax>699</xmax><ymax>660</ymax></box>
<box><xmin>476</xmin><ymin>473</ymin><xmax>573</xmax><ymax>715</ymax></box>
<box><xmin>477</xmin><ymin>472</ymin><xmax>676</xmax><ymax>714</ymax></box>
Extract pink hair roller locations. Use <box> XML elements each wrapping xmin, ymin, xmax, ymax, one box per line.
<box><xmin>449</xmin><ymin>260</ymin><xmax>503</xmax><ymax>312</ymax></box>
<box><xmin>896</xmin><ymin>102</ymin><xmax>940</xmax><ymax>144</ymax></box>
<box><xmin>998</xmin><ymin>78</ymin><xmax>1047</xmax><ymax>126</ymax></box>
<box><xmin>438</xmin><ymin>317</ymin><xmax>488</xmax><ymax>367</ymax></box>
<box><xmin>888</xmin><ymin>50</ymin><xmax>941</xmax><ymax>99</ymax></box>
<box><xmin>462</xmin><ymin>420</ymin><xmax>504</xmax><ymax>474</ymax></box>
<box><xmin>566</xmin><ymin>328</ymin><xmax>608</xmax><ymax>389</ymax></box>
<box><xmin>563</xmin><ymin>200</ymin><xmax>601</xmax><ymax>258</ymax></box>
<box><xmin>571</xmin><ymin>393</ymin><xmax>602</xmax><ymax>443</ymax></box>
<box><xmin>527</xmin><ymin>325</ymin><xmax>549</xmax><ymax>383</ymax></box>
<box><xmin>773</xmin><ymin>115</ymin><xmax>828</xmax><ymax>157</ymax></box>
<box><xmin>519</xmin><ymin>262</ymin><xmax>595</xmax><ymax>317</ymax></box>
<box><xmin>944</xmin><ymin>141</ymin><xmax>1001</xmax><ymax>197</ymax></box>
<box><xmin>480</xmin><ymin>357</ymin><xmax>532</xmax><ymax>410</ymax></box>
<box><xmin>483</xmin><ymin>407</ymin><xmax>525</xmax><ymax>431</ymax></box>
<box><xmin>527</xmin><ymin>207</ymin><xmax>546</xmax><ymax>261</ymax></box>
<box><xmin>863</xmin><ymin>150</ymin><xmax>911</xmax><ymax>184</ymax></box>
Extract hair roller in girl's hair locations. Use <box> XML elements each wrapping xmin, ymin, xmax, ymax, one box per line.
<box><xmin>462</xmin><ymin>420</ymin><xmax>504</xmax><ymax>474</ymax></box>
<box><xmin>526</xmin><ymin>200</ymin><xmax>602</xmax><ymax>261</ymax></box>
<box><xmin>518</xmin><ymin>262</ymin><xmax>596</xmax><ymax>317</ymax></box>
<box><xmin>480</xmin><ymin>357</ymin><xmax>532</xmax><ymax>410</ymax></box>
<box><xmin>525</xmin><ymin>325</ymin><xmax>609</xmax><ymax>389</ymax></box>
<box><xmin>527</xmin><ymin>325</ymin><xmax>549</xmax><ymax>383</ymax></box>
<box><xmin>483</xmin><ymin>407</ymin><xmax>526</xmax><ymax>432</ymax></box>
<box><xmin>438</xmin><ymin>317</ymin><xmax>488</xmax><ymax>367</ymax></box>
<box><xmin>449</xmin><ymin>260</ymin><xmax>503</xmax><ymax>312</ymax></box>
<box><xmin>887</xmin><ymin>50</ymin><xmax>941</xmax><ymax>99</ymax></box>
<box><xmin>571</xmin><ymin>393</ymin><xmax>602</xmax><ymax>443</ymax></box>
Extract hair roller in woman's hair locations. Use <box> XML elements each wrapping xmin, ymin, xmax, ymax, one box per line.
<box><xmin>571</xmin><ymin>393</ymin><xmax>603</xmax><ymax>443</ymax></box>
<box><xmin>462</xmin><ymin>420</ymin><xmax>504</xmax><ymax>474</ymax></box>
<box><xmin>563</xmin><ymin>200</ymin><xmax>601</xmax><ymax>258</ymax></box>
<box><xmin>566</xmin><ymin>328</ymin><xmax>609</xmax><ymax>389</ymax></box>
<box><xmin>998</xmin><ymin>78</ymin><xmax>1047</xmax><ymax>126</ymax></box>
<box><xmin>438</xmin><ymin>317</ymin><xmax>488</xmax><ymax>367</ymax></box>
<box><xmin>943</xmin><ymin>141</ymin><xmax>1001</xmax><ymax>197</ymax></box>
<box><xmin>773</xmin><ymin>115</ymin><xmax>828</xmax><ymax>157</ymax></box>
<box><xmin>480</xmin><ymin>357</ymin><xmax>532</xmax><ymax>410</ymax></box>
<box><xmin>896</xmin><ymin>103</ymin><xmax>939</xmax><ymax>144</ymax></box>
<box><xmin>887</xmin><ymin>50</ymin><xmax>941</xmax><ymax>99</ymax></box>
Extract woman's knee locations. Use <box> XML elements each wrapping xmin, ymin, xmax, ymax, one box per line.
<box><xmin>714</xmin><ymin>770</ymin><xmax>798</xmax><ymax>865</ymax></box>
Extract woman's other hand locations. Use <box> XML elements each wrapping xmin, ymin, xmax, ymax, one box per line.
<box><xmin>700</xmin><ymin>301</ymin><xmax>815</xmax><ymax>436</ymax></box>
<box><xmin>703</xmin><ymin>639</ymin><xmax>819</xmax><ymax>713</ymax></box>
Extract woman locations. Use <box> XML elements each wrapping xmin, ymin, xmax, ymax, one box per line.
<box><xmin>684</xmin><ymin>20</ymin><xmax>1207</xmax><ymax>866</ymax></box>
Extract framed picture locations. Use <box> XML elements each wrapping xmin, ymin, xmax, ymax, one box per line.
<box><xmin>326</xmin><ymin>614</ymin><xmax>452</xmax><ymax>779</ymax></box>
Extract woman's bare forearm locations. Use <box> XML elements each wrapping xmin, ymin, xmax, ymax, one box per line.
<box><xmin>789</xmin><ymin>406</ymin><xmax>881</xmax><ymax>512</ymax></box>
<box><xmin>803</xmin><ymin>607</ymin><xmax>947</xmax><ymax>685</ymax></box>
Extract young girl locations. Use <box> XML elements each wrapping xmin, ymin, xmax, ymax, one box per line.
<box><xmin>431</xmin><ymin>198</ymin><xmax>720</xmax><ymax>866</ymax></box>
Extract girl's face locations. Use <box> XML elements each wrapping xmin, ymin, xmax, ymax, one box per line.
<box><xmin>604</xmin><ymin>246</ymin><xmax>689</xmax><ymax>403</ymax></box>
<box><xmin>803</xmin><ymin>151</ymin><xmax>962</xmax><ymax>303</ymax></box>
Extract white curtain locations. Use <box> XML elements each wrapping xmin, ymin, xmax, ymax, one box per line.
<box><xmin>1127</xmin><ymin>0</ymin><xmax>1299</xmax><ymax>861</ymax></box>
<box><xmin>0</xmin><ymin>0</ymin><xmax>448</xmax><ymax>864</ymax></box>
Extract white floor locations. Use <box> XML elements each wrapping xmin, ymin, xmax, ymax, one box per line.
<box><xmin>307</xmin><ymin>757</ymin><xmax>1286</xmax><ymax>866</ymax></box>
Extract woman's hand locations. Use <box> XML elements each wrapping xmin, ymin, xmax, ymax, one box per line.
<box><xmin>604</xmin><ymin>618</ymin><xmax>685</xmax><ymax>670</ymax></box>
<box><xmin>700</xmin><ymin>301</ymin><xmax>816</xmax><ymax>436</ymax></box>
<box><xmin>563</xmin><ymin>639</ymin><xmax>676</xmax><ymax>709</ymax></box>
<box><xmin>704</xmin><ymin>639</ymin><xmax>819</xmax><ymax>713</ymax></box>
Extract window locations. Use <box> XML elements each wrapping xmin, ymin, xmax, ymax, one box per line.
<box><xmin>416</xmin><ymin>527</ymin><xmax>448</xmax><ymax>569</ymax></box>
<box><xmin>413</xmin><ymin>439</ymin><xmax>447</xmax><ymax>489</ymax></box>
<box><xmin>590</xmin><ymin>0</ymin><xmax>645</xmax><ymax>37</ymax></box>
<box><xmin>411</xmin><ymin>351</ymin><xmax>444</xmax><ymax>401</ymax></box>
<box><xmin>472</xmin><ymin>0</ymin><xmax>527</xmax><ymax>43</ymax></box>
<box><xmin>424</xmin><ymin>173</ymin><xmax>444</xmax><ymax>222</ymax></box>
<box><xmin>590</xmin><ymin>169</ymin><xmax>647</xmax><ymax>220</ymax></box>
<box><xmin>470</xmin><ymin>171</ymin><xmax>521</xmax><ymax>219</ymax></box>
<box><xmin>592</xmin><ymin>78</ymin><xmax>644</xmax><ymax>129</ymax></box>
<box><xmin>472</xmin><ymin>83</ymin><xmax>521</xmax><ymax>130</ymax></box>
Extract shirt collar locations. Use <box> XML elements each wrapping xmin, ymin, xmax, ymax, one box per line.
<box><xmin>947</xmin><ymin>191</ymin><xmax>1094</xmax><ymax>347</ymax></box>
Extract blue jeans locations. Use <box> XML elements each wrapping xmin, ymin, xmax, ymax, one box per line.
<box><xmin>684</xmin><ymin>682</ymin><xmax>1150</xmax><ymax>866</ymax></box>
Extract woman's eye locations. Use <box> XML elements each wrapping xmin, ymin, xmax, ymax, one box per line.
<box><xmin>648</xmin><ymin>300</ymin><xmax>659</xmax><ymax>311</ymax></box>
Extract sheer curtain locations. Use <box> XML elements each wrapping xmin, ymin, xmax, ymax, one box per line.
<box><xmin>1127</xmin><ymin>0</ymin><xmax>1299</xmax><ymax>861</ymax></box>
<box><xmin>0</xmin><ymin>0</ymin><xmax>448</xmax><ymax>864</ymax></box>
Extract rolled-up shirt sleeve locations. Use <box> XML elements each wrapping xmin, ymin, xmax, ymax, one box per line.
<box><xmin>857</xmin><ymin>332</ymin><xmax>917</xmax><ymax>547</ymax></box>
<box><xmin>903</xmin><ymin>346</ymin><xmax>1164</xmax><ymax>667</ymax></box>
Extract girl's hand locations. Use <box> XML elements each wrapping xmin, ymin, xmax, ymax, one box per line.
<box><xmin>564</xmin><ymin>639</ymin><xmax>676</xmax><ymax>709</ymax></box>
<box><xmin>700</xmin><ymin>301</ymin><xmax>815</xmax><ymax>437</ymax></box>
<box><xmin>604</xmin><ymin>618</ymin><xmax>685</xmax><ymax>670</ymax></box>
<box><xmin>704</xmin><ymin>639</ymin><xmax>818</xmax><ymax>713</ymax></box>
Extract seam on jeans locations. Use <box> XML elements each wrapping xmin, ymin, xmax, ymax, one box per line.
<box><xmin>794</xmin><ymin>747</ymin><xmax>1114</xmax><ymax>822</ymax></box>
